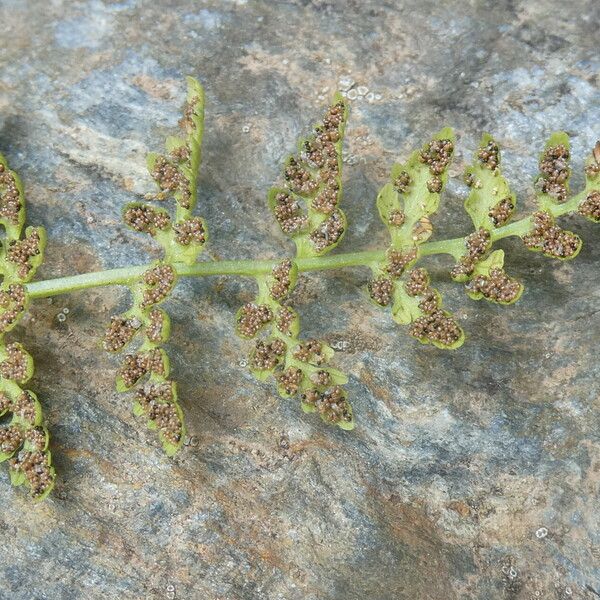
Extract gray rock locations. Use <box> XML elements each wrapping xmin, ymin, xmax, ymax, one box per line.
<box><xmin>0</xmin><ymin>0</ymin><xmax>599</xmax><ymax>598</ymax></box>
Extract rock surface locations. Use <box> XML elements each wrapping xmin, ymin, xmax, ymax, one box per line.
<box><xmin>1</xmin><ymin>1</ymin><xmax>600</xmax><ymax>598</ymax></box>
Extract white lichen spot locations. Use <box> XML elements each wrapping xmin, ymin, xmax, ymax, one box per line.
<box><xmin>535</xmin><ymin>526</ymin><xmax>548</xmax><ymax>539</ymax></box>
<box><xmin>338</xmin><ymin>75</ymin><xmax>354</xmax><ymax>91</ymax></box>
<box><xmin>342</xmin><ymin>151</ymin><xmax>357</xmax><ymax>165</ymax></box>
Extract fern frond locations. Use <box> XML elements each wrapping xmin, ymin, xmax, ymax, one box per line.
<box><xmin>369</xmin><ymin>130</ymin><xmax>464</xmax><ymax>348</ymax></box>
<box><xmin>578</xmin><ymin>141</ymin><xmax>600</xmax><ymax>222</ymax></box>
<box><xmin>519</xmin><ymin>133</ymin><xmax>581</xmax><ymax>260</ymax></box>
<box><xmin>450</xmin><ymin>135</ymin><xmax>523</xmax><ymax>303</ymax></box>
<box><xmin>268</xmin><ymin>96</ymin><xmax>348</xmax><ymax>258</ymax></box>
<box><xmin>0</xmin><ymin>155</ymin><xmax>54</xmax><ymax>499</ymax></box>
<box><xmin>238</xmin><ymin>259</ymin><xmax>353</xmax><ymax>428</ymax></box>
<box><xmin>1</xmin><ymin>78</ymin><xmax>598</xmax><ymax>500</ymax></box>
<box><xmin>238</xmin><ymin>99</ymin><xmax>354</xmax><ymax>429</ymax></box>
<box><xmin>104</xmin><ymin>77</ymin><xmax>208</xmax><ymax>455</ymax></box>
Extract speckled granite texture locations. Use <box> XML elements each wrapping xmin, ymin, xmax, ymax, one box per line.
<box><xmin>0</xmin><ymin>1</ymin><xmax>599</xmax><ymax>598</ymax></box>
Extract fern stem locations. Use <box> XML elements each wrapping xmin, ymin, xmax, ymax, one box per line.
<box><xmin>25</xmin><ymin>191</ymin><xmax>586</xmax><ymax>299</ymax></box>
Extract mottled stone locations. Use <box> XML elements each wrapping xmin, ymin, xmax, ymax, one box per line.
<box><xmin>0</xmin><ymin>1</ymin><xmax>599</xmax><ymax>599</ymax></box>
